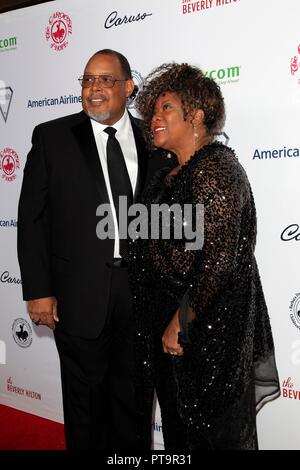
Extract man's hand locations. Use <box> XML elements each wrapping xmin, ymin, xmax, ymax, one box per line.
<box><xmin>162</xmin><ymin>309</ymin><xmax>183</xmax><ymax>356</ymax></box>
<box><xmin>27</xmin><ymin>296</ymin><xmax>59</xmax><ymax>330</ymax></box>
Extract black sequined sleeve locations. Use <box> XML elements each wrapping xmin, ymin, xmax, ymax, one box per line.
<box><xmin>179</xmin><ymin>149</ymin><xmax>251</xmax><ymax>339</ymax></box>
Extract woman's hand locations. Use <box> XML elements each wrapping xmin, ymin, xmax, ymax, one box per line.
<box><xmin>162</xmin><ymin>309</ymin><xmax>184</xmax><ymax>356</ymax></box>
<box><xmin>27</xmin><ymin>296</ymin><xmax>59</xmax><ymax>330</ymax></box>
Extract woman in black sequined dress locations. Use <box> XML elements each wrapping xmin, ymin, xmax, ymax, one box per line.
<box><xmin>128</xmin><ymin>63</ymin><xmax>280</xmax><ymax>450</ymax></box>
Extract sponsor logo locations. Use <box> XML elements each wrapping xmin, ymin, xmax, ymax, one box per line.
<box><xmin>0</xmin><ymin>148</ymin><xmax>20</xmax><ymax>182</ymax></box>
<box><xmin>6</xmin><ymin>377</ymin><xmax>42</xmax><ymax>400</ymax></box>
<box><xmin>0</xmin><ymin>35</ymin><xmax>17</xmax><ymax>52</ymax></box>
<box><xmin>205</xmin><ymin>65</ymin><xmax>240</xmax><ymax>85</ymax></box>
<box><xmin>281</xmin><ymin>224</ymin><xmax>300</xmax><ymax>241</ymax></box>
<box><xmin>253</xmin><ymin>146</ymin><xmax>300</xmax><ymax>160</ymax></box>
<box><xmin>127</xmin><ymin>70</ymin><xmax>144</xmax><ymax>109</ymax></box>
<box><xmin>104</xmin><ymin>10</ymin><xmax>153</xmax><ymax>29</ymax></box>
<box><xmin>282</xmin><ymin>377</ymin><xmax>300</xmax><ymax>400</ymax></box>
<box><xmin>12</xmin><ymin>318</ymin><xmax>32</xmax><ymax>348</ymax></box>
<box><xmin>289</xmin><ymin>293</ymin><xmax>300</xmax><ymax>330</ymax></box>
<box><xmin>215</xmin><ymin>131</ymin><xmax>230</xmax><ymax>145</ymax></box>
<box><xmin>0</xmin><ymin>86</ymin><xmax>13</xmax><ymax>122</ymax></box>
<box><xmin>152</xmin><ymin>421</ymin><xmax>162</xmax><ymax>433</ymax></box>
<box><xmin>182</xmin><ymin>0</ymin><xmax>240</xmax><ymax>15</ymax></box>
<box><xmin>290</xmin><ymin>43</ymin><xmax>300</xmax><ymax>85</ymax></box>
<box><xmin>27</xmin><ymin>94</ymin><xmax>81</xmax><ymax>108</ymax></box>
<box><xmin>0</xmin><ymin>218</ymin><xmax>17</xmax><ymax>227</ymax></box>
<box><xmin>1</xmin><ymin>270</ymin><xmax>21</xmax><ymax>284</ymax></box>
<box><xmin>45</xmin><ymin>12</ymin><xmax>72</xmax><ymax>51</ymax></box>
<box><xmin>0</xmin><ymin>340</ymin><xmax>6</xmax><ymax>364</ymax></box>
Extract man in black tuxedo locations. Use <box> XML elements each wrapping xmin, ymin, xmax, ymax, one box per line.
<box><xmin>17</xmin><ymin>49</ymin><xmax>167</xmax><ymax>450</ymax></box>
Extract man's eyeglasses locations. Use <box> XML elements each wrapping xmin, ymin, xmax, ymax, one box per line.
<box><xmin>78</xmin><ymin>74</ymin><xmax>128</xmax><ymax>88</ymax></box>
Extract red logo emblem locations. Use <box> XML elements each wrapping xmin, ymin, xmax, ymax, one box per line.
<box><xmin>290</xmin><ymin>43</ymin><xmax>300</xmax><ymax>84</ymax></box>
<box><xmin>0</xmin><ymin>147</ymin><xmax>20</xmax><ymax>182</ymax></box>
<box><xmin>45</xmin><ymin>12</ymin><xmax>72</xmax><ymax>51</ymax></box>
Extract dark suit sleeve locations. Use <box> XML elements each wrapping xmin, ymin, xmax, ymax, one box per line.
<box><xmin>17</xmin><ymin>125</ymin><xmax>53</xmax><ymax>300</ymax></box>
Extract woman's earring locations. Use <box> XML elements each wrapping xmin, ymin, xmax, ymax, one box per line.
<box><xmin>192</xmin><ymin>122</ymin><xmax>199</xmax><ymax>138</ymax></box>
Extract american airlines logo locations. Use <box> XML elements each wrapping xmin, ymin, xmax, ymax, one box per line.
<box><xmin>253</xmin><ymin>147</ymin><xmax>300</xmax><ymax>160</ymax></box>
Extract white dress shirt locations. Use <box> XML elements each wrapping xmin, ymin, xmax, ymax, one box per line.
<box><xmin>91</xmin><ymin>111</ymin><xmax>138</xmax><ymax>257</ymax></box>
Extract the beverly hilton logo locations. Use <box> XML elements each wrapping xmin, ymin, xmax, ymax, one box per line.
<box><xmin>290</xmin><ymin>44</ymin><xmax>300</xmax><ymax>85</ymax></box>
<box><xmin>7</xmin><ymin>377</ymin><xmax>42</xmax><ymax>400</ymax></box>
<box><xmin>45</xmin><ymin>12</ymin><xmax>72</xmax><ymax>51</ymax></box>
<box><xmin>0</xmin><ymin>86</ymin><xmax>13</xmax><ymax>122</ymax></box>
<box><xmin>282</xmin><ymin>377</ymin><xmax>300</xmax><ymax>400</ymax></box>
<box><xmin>289</xmin><ymin>293</ymin><xmax>300</xmax><ymax>330</ymax></box>
<box><xmin>181</xmin><ymin>0</ymin><xmax>241</xmax><ymax>14</ymax></box>
<box><xmin>0</xmin><ymin>147</ymin><xmax>20</xmax><ymax>182</ymax></box>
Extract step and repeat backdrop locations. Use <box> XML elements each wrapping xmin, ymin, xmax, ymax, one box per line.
<box><xmin>0</xmin><ymin>0</ymin><xmax>300</xmax><ymax>449</ymax></box>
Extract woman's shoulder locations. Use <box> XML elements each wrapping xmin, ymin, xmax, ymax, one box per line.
<box><xmin>194</xmin><ymin>142</ymin><xmax>243</xmax><ymax>171</ymax></box>
<box><xmin>191</xmin><ymin>142</ymin><xmax>250</xmax><ymax>190</ymax></box>
<box><xmin>200</xmin><ymin>141</ymin><xmax>237</xmax><ymax>162</ymax></box>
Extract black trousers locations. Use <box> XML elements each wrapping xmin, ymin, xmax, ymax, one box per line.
<box><xmin>54</xmin><ymin>264</ymin><xmax>138</xmax><ymax>450</ymax></box>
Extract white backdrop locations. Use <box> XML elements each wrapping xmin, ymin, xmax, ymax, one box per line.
<box><xmin>1</xmin><ymin>0</ymin><xmax>300</xmax><ymax>450</ymax></box>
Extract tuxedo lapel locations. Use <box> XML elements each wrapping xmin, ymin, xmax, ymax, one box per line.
<box><xmin>72</xmin><ymin>112</ymin><xmax>147</xmax><ymax>203</ymax></box>
<box><xmin>72</xmin><ymin>112</ymin><xmax>109</xmax><ymax>203</ymax></box>
<box><xmin>129</xmin><ymin>114</ymin><xmax>147</xmax><ymax>202</ymax></box>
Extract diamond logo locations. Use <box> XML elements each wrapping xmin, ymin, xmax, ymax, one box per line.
<box><xmin>216</xmin><ymin>131</ymin><xmax>230</xmax><ymax>146</ymax></box>
<box><xmin>0</xmin><ymin>86</ymin><xmax>13</xmax><ymax>123</ymax></box>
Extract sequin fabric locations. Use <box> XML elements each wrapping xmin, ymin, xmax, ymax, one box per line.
<box><xmin>128</xmin><ymin>142</ymin><xmax>280</xmax><ymax>450</ymax></box>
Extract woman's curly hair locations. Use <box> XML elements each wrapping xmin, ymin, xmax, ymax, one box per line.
<box><xmin>135</xmin><ymin>62</ymin><xmax>225</xmax><ymax>147</ymax></box>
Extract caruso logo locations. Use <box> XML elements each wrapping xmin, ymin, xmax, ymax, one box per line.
<box><xmin>0</xmin><ymin>148</ymin><xmax>20</xmax><ymax>182</ymax></box>
<box><xmin>290</xmin><ymin>43</ymin><xmax>300</xmax><ymax>85</ymax></box>
<box><xmin>104</xmin><ymin>10</ymin><xmax>152</xmax><ymax>29</ymax></box>
<box><xmin>1</xmin><ymin>270</ymin><xmax>21</xmax><ymax>284</ymax></box>
<box><xmin>0</xmin><ymin>35</ymin><xmax>17</xmax><ymax>52</ymax></box>
<box><xmin>27</xmin><ymin>94</ymin><xmax>81</xmax><ymax>109</ymax></box>
<box><xmin>253</xmin><ymin>146</ymin><xmax>300</xmax><ymax>160</ymax></box>
<box><xmin>0</xmin><ymin>86</ymin><xmax>13</xmax><ymax>122</ymax></box>
<box><xmin>45</xmin><ymin>11</ymin><xmax>72</xmax><ymax>51</ymax></box>
<box><xmin>289</xmin><ymin>293</ymin><xmax>300</xmax><ymax>331</ymax></box>
<box><xmin>281</xmin><ymin>224</ymin><xmax>300</xmax><ymax>242</ymax></box>
<box><xmin>182</xmin><ymin>0</ymin><xmax>240</xmax><ymax>15</ymax></box>
<box><xmin>12</xmin><ymin>318</ymin><xmax>32</xmax><ymax>348</ymax></box>
<box><xmin>205</xmin><ymin>65</ymin><xmax>240</xmax><ymax>84</ymax></box>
